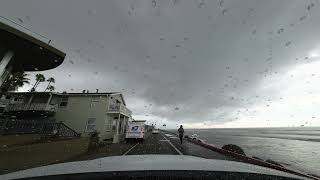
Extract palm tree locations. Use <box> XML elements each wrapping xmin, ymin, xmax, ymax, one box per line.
<box><xmin>45</xmin><ymin>77</ymin><xmax>55</xmax><ymax>92</ymax></box>
<box><xmin>31</xmin><ymin>74</ymin><xmax>45</xmax><ymax>92</ymax></box>
<box><xmin>1</xmin><ymin>72</ymin><xmax>30</xmax><ymax>93</ymax></box>
<box><xmin>47</xmin><ymin>85</ymin><xmax>55</xmax><ymax>92</ymax></box>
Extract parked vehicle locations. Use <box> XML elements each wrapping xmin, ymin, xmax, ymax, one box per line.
<box><xmin>125</xmin><ymin>120</ymin><xmax>145</xmax><ymax>141</ymax></box>
<box><xmin>152</xmin><ymin>129</ymin><xmax>160</xmax><ymax>134</ymax></box>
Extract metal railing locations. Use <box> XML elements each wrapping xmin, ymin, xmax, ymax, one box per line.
<box><xmin>108</xmin><ymin>104</ymin><xmax>132</xmax><ymax>117</ymax></box>
<box><xmin>0</xmin><ymin>119</ymin><xmax>80</xmax><ymax>137</ymax></box>
<box><xmin>6</xmin><ymin>103</ymin><xmax>58</xmax><ymax>112</ymax></box>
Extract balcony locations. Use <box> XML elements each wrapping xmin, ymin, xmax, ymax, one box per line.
<box><xmin>6</xmin><ymin>103</ymin><xmax>58</xmax><ymax>112</ymax></box>
<box><xmin>108</xmin><ymin>104</ymin><xmax>132</xmax><ymax>117</ymax></box>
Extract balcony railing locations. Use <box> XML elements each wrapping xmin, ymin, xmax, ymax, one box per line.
<box><xmin>108</xmin><ymin>104</ymin><xmax>132</xmax><ymax>117</ymax></box>
<box><xmin>6</xmin><ymin>103</ymin><xmax>58</xmax><ymax>112</ymax></box>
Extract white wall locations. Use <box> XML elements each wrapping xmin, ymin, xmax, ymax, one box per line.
<box><xmin>55</xmin><ymin>95</ymin><xmax>109</xmax><ymax>137</ymax></box>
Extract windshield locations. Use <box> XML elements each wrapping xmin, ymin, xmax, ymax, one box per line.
<box><xmin>0</xmin><ymin>0</ymin><xmax>319</xmax><ymax>179</ymax></box>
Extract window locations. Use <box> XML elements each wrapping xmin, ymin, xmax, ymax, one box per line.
<box><xmin>86</xmin><ymin>117</ymin><xmax>96</xmax><ymax>132</ymax></box>
<box><xmin>59</xmin><ymin>96</ymin><xmax>68</xmax><ymax>107</ymax></box>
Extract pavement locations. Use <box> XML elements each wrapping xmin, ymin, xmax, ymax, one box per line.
<box><xmin>125</xmin><ymin>131</ymin><xmax>236</xmax><ymax>161</ymax></box>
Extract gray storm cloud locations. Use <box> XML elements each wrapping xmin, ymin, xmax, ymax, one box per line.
<box><xmin>1</xmin><ymin>0</ymin><xmax>319</xmax><ymax>126</ymax></box>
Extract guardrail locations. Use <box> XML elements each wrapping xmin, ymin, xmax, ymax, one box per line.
<box><xmin>0</xmin><ymin>120</ymin><xmax>80</xmax><ymax>137</ymax></box>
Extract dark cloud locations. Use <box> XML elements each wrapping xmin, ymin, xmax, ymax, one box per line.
<box><xmin>2</xmin><ymin>0</ymin><xmax>320</xmax><ymax>126</ymax></box>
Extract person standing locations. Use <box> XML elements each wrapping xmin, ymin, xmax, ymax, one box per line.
<box><xmin>178</xmin><ymin>125</ymin><xmax>184</xmax><ymax>144</ymax></box>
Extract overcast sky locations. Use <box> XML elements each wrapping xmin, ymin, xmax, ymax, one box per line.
<box><xmin>1</xmin><ymin>0</ymin><xmax>320</xmax><ymax>128</ymax></box>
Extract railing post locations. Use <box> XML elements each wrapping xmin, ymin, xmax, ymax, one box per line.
<box><xmin>57</xmin><ymin>121</ymin><xmax>63</xmax><ymax>136</ymax></box>
<box><xmin>0</xmin><ymin>118</ymin><xmax>9</xmax><ymax>135</ymax></box>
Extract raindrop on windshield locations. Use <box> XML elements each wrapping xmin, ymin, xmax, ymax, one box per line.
<box><xmin>219</xmin><ymin>0</ymin><xmax>224</xmax><ymax>7</ymax></box>
<box><xmin>17</xmin><ymin>18</ymin><xmax>23</xmax><ymax>23</ymax></box>
<box><xmin>307</xmin><ymin>3</ymin><xmax>314</xmax><ymax>11</ymax></box>
<box><xmin>198</xmin><ymin>0</ymin><xmax>205</xmax><ymax>8</ymax></box>
<box><xmin>277</xmin><ymin>28</ymin><xmax>284</xmax><ymax>34</ymax></box>
<box><xmin>285</xmin><ymin>41</ymin><xmax>291</xmax><ymax>47</ymax></box>
<box><xmin>25</xmin><ymin>16</ymin><xmax>31</xmax><ymax>21</ymax></box>
<box><xmin>69</xmin><ymin>60</ymin><xmax>74</xmax><ymax>64</ymax></box>
<box><xmin>88</xmin><ymin>9</ymin><xmax>97</xmax><ymax>15</ymax></box>
<box><xmin>152</xmin><ymin>0</ymin><xmax>157</xmax><ymax>8</ymax></box>
<box><xmin>174</xmin><ymin>107</ymin><xmax>180</xmax><ymax>111</ymax></box>
<box><xmin>222</xmin><ymin>9</ymin><xmax>228</xmax><ymax>16</ymax></box>
<box><xmin>299</xmin><ymin>15</ymin><xmax>307</xmax><ymax>21</ymax></box>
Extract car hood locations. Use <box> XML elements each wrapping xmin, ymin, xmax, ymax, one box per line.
<box><xmin>0</xmin><ymin>155</ymin><xmax>306</xmax><ymax>180</ymax></box>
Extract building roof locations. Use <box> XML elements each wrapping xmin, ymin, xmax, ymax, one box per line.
<box><xmin>8</xmin><ymin>92</ymin><xmax>127</xmax><ymax>106</ymax></box>
<box><xmin>0</xmin><ymin>18</ymin><xmax>66</xmax><ymax>71</ymax></box>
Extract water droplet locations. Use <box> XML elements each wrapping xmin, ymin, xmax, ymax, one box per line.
<box><xmin>285</xmin><ymin>41</ymin><xmax>291</xmax><ymax>47</ymax></box>
<box><xmin>174</xmin><ymin>107</ymin><xmax>180</xmax><ymax>111</ymax></box>
<box><xmin>219</xmin><ymin>0</ymin><xmax>224</xmax><ymax>7</ymax></box>
<box><xmin>17</xmin><ymin>18</ymin><xmax>23</xmax><ymax>23</ymax></box>
<box><xmin>68</xmin><ymin>74</ymin><xmax>71</xmax><ymax>77</ymax></box>
<box><xmin>88</xmin><ymin>9</ymin><xmax>97</xmax><ymax>15</ymax></box>
<box><xmin>94</xmin><ymin>72</ymin><xmax>98</xmax><ymax>75</ymax></box>
<box><xmin>299</xmin><ymin>15</ymin><xmax>307</xmax><ymax>21</ymax></box>
<box><xmin>152</xmin><ymin>0</ymin><xmax>157</xmax><ymax>8</ymax></box>
<box><xmin>25</xmin><ymin>16</ymin><xmax>31</xmax><ymax>21</ymax></box>
<box><xmin>184</xmin><ymin>37</ymin><xmax>189</xmax><ymax>41</ymax></box>
<box><xmin>252</xmin><ymin>29</ymin><xmax>257</xmax><ymax>35</ymax></box>
<box><xmin>277</xmin><ymin>28</ymin><xmax>284</xmax><ymax>34</ymax></box>
<box><xmin>69</xmin><ymin>60</ymin><xmax>74</xmax><ymax>64</ymax></box>
<box><xmin>226</xmin><ymin>66</ymin><xmax>230</xmax><ymax>70</ymax></box>
<box><xmin>173</xmin><ymin>0</ymin><xmax>180</xmax><ymax>5</ymax></box>
<box><xmin>198</xmin><ymin>0</ymin><xmax>205</xmax><ymax>8</ymax></box>
<box><xmin>34</xmin><ymin>68</ymin><xmax>39</xmax><ymax>71</ymax></box>
<box><xmin>222</xmin><ymin>9</ymin><xmax>227</xmax><ymax>15</ymax></box>
<box><xmin>172</xmin><ymin>55</ymin><xmax>177</xmax><ymax>59</ymax></box>
<box><xmin>176</xmin><ymin>44</ymin><xmax>181</xmax><ymax>48</ymax></box>
<box><xmin>114</xmin><ymin>66</ymin><xmax>119</xmax><ymax>70</ymax></box>
<box><xmin>307</xmin><ymin>3</ymin><xmax>314</xmax><ymax>11</ymax></box>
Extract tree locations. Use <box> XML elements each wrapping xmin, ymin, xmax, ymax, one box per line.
<box><xmin>1</xmin><ymin>72</ymin><xmax>30</xmax><ymax>93</ymax></box>
<box><xmin>45</xmin><ymin>77</ymin><xmax>55</xmax><ymax>92</ymax></box>
<box><xmin>47</xmin><ymin>85</ymin><xmax>55</xmax><ymax>92</ymax></box>
<box><xmin>31</xmin><ymin>74</ymin><xmax>45</xmax><ymax>92</ymax></box>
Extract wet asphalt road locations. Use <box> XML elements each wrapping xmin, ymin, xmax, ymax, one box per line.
<box><xmin>125</xmin><ymin>132</ymin><xmax>236</xmax><ymax>161</ymax></box>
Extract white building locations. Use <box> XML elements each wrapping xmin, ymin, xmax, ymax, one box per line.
<box><xmin>3</xmin><ymin>91</ymin><xmax>132</xmax><ymax>143</ymax></box>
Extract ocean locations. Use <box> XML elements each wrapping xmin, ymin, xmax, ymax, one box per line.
<box><xmin>182</xmin><ymin>127</ymin><xmax>320</xmax><ymax>176</ymax></box>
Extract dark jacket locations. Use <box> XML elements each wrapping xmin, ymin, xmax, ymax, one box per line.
<box><xmin>178</xmin><ymin>127</ymin><xmax>184</xmax><ymax>136</ymax></box>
